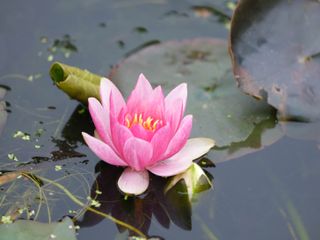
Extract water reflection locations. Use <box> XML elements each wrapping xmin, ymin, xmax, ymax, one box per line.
<box><xmin>18</xmin><ymin>104</ymin><xmax>91</xmax><ymax>166</ymax></box>
<box><xmin>61</xmin><ymin>104</ymin><xmax>213</xmax><ymax>237</ymax></box>
<box><xmin>62</xmin><ymin>104</ymin><xmax>93</xmax><ymax>145</ymax></box>
<box><xmin>77</xmin><ymin>160</ymin><xmax>213</xmax><ymax>238</ymax></box>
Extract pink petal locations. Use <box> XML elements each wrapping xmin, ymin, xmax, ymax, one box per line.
<box><xmin>116</xmin><ymin>106</ymin><xmax>128</xmax><ymax>125</ymax></box>
<box><xmin>126</xmin><ymin>74</ymin><xmax>154</xmax><ymax>115</ymax></box>
<box><xmin>123</xmin><ymin>137</ymin><xmax>153</xmax><ymax>171</ymax></box>
<box><xmin>150</xmin><ymin>124</ymin><xmax>173</xmax><ymax>164</ymax></box>
<box><xmin>146</xmin><ymin>86</ymin><xmax>165</xmax><ymax>120</ymax></box>
<box><xmin>82</xmin><ymin>132</ymin><xmax>127</xmax><ymax>166</ymax></box>
<box><xmin>163</xmin><ymin>115</ymin><xmax>193</xmax><ymax>159</ymax></box>
<box><xmin>130</xmin><ymin>124</ymin><xmax>154</xmax><ymax>141</ymax></box>
<box><xmin>100</xmin><ymin>77</ymin><xmax>125</xmax><ymax>116</ymax></box>
<box><xmin>147</xmin><ymin>138</ymin><xmax>215</xmax><ymax>177</ymax></box>
<box><xmin>88</xmin><ymin>97</ymin><xmax>114</xmax><ymax>148</ymax></box>
<box><xmin>117</xmin><ymin>168</ymin><xmax>149</xmax><ymax>195</ymax></box>
<box><xmin>110</xmin><ymin>118</ymin><xmax>133</xmax><ymax>158</ymax></box>
<box><xmin>138</xmin><ymin>73</ymin><xmax>153</xmax><ymax>92</ymax></box>
<box><xmin>165</xmin><ymin>83</ymin><xmax>187</xmax><ymax>114</ymax></box>
<box><xmin>165</xmin><ymin>98</ymin><xmax>183</xmax><ymax>133</ymax></box>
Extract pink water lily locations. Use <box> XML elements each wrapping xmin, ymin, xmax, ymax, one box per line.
<box><xmin>82</xmin><ymin>74</ymin><xmax>214</xmax><ymax>195</ymax></box>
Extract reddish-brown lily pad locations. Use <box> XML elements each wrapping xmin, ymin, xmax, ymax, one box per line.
<box><xmin>110</xmin><ymin>38</ymin><xmax>276</xmax><ymax>147</ymax></box>
<box><xmin>230</xmin><ymin>0</ymin><xmax>320</xmax><ymax>122</ymax></box>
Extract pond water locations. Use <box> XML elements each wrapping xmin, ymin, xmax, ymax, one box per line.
<box><xmin>1</xmin><ymin>0</ymin><xmax>320</xmax><ymax>239</ymax></box>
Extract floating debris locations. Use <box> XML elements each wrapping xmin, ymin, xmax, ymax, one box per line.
<box><xmin>86</xmin><ymin>196</ymin><xmax>101</xmax><ymax>208</ymax></box>
<box><xmin>95</xmin><ymin>190</ymin><xmax>102</xmax><ymax>195</ymax></box>
<box><xmin>1</xmin><ymin>215</ymin><xmax>13</xmax><ymax>224</ymax></box>
<box><xmin>18</xmin><ymin>208</ymin><xmax>26</xmax><ymax>214</ymax></box>
<box><xmin>98</xmin><ymin>22</ymin><xmax>107</xmax><ymax>28</ymax></box>
<box><xmin>34</xmin><ymin>128</ymin><xmax>45</xmax><ymax>137</ymax></box>
<box><xmin>163</xmin><ymin>10</ymin><xmax>189</xmax><ymax>18</ymax></box>
<box><xmin>13</xmin><ymin>130</ymin><xmax>31</xmax><ymax>141</ymax></box>
<box><xmin>133</xmin><ymin>26</ymin><xmax>148</xmax><ymax>34</ymax></box>
<box><xmin>29</xmin><ymin>210</ymin><xmax>35</xmax><ymax>216</ymax></box>
<box><xmin>55</xmin><ymin>165</ymin><xmax>62</xmax><ymax>171</ymax></box>
<box><xmin>47</xmin><ymin>55</ymin><xmax>54</xmax><ymax>62</ymax></box>
<box><xmin>50</xmin><ymin>234</ymin><xmax>56</xmax><ymax>239</ymax></box>
<box><xmin>64</xmin><ymin>52</ymin><xmax>71</xmax><ymax>58</ymax></box>
<box><xmin>50</xmin><ymin>34</ymin><xmax>78</xmax><ymax>53</ymax></box>
<box><xmin>40</xmin><ymin>36</ymin><xmax>48</xmax><ymax>44</ymax></box>
<box><xmin>227</xmin><ymin>1</ymin><xmax>237</xmax><ymax>11</ymax></box>
<box><xmin>27</xmin><ymin>73</ymin><xmax>42</xmax><ymax>82</ymax></box>
<box><xmin>40</xmin><ymin>34</ymin><xmax>78</xmax><ymax>61</ymax></box>
<box><xmin>191</xmin><ymin>5</ymin><xmax>231</xmax><ymax>23</ymax></box>
<box><xmin>117</xmin><ymin>40</ymin><xmax>125</xmax><ymax>49</ymax></box>
<box><xmin>8</xmin><ymin>153</ymin><xmax>18</xmax><ymax>161</ymax></box>
<box><xmin>68</xmin><ymin>210</ymin><xmax>77</xmax><ymax>214</ymax></box>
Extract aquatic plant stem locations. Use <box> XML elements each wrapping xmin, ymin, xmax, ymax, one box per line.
<box><xmin>22</xmin><ymin>173</ymin><xmax>52</xmax><ymax>222</ymax></box>
<box><xmin>22</xmin><ymin>173</ymin><xmax>146</xmax><ymax>238</ymax></box>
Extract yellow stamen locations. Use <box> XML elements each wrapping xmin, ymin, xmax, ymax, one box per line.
<box><xmin>133</xmin><ymin>113</ymin><xmax>138</xmax><ymax>125</ymax></box>
<box><xmin>138</xmin><ymin>114</ymin><xmax>143</xmax><ymax>125</ymax></box>
<box><xmin>125</xmin><ymin>113</ymin><xmax>162</xmax><ymax>131</ymax></box>
<box><xmin>143</xmin><ymin>117</ymin><xmax>153</xmax><ymax>130</ymax></box>
<box><xmin>152</xmin><ymin>120</ymin><xmax>160</xmax><ymax>130</ymax></box>
<box><xmin>125</xmin><ymin>117</ymin><xmax>131</xmax><ymax>128</ymax></box>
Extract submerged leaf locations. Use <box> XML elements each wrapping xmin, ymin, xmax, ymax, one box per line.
<box><xmin>230</xmin><ymin>0</ymin><xmax>320</xmax><ymax>121</ymax></box>
<box><xmin>0</xmin><ymin>217</ymin><xmax>77</xmax><ymax>240</ymax></box>
<box><xmin>49</xmin><ymin>62</ymin><xmax>102</xmax><ymax>103</ymax></box>
<box><xmin>164</xmin><ymin>179</ymin><xmax>191</xmax><ymax>230</ymax></box>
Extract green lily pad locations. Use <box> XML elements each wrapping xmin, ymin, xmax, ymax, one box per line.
<box><xmin>110</xmin><ymin>38</ymin><xmax>275</xmax><ymax>147</ymax></box>
<box><xmin>230</xmin><ymin>0</ymin><xmax>320</xmax><ymax>121</ymax></box>
<box><xmin>0</xmin><ymin>217</ymin><xmax>77</xmax><ymax>240</ymax></box>
<box><xmin>211</xmin><ymin>117</ymin><xmax>284</xmax><ymax>163</ymax></box>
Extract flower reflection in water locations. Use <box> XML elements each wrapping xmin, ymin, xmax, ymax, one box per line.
<box><xmin>77</xmin><ymin>159</ymin><xmax>213</xmax><ymax>238</ymax></box>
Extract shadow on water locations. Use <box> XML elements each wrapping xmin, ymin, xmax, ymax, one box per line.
<box><xmin>77</xmin><ymin>161</ymin><xmax>196</xmax><ymax>238</ymax></box>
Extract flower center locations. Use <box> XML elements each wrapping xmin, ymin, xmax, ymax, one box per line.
<box><xmin>125</xmin><ymin>113</ymin><xmax>162</xmax><ymax>131</ymax></box>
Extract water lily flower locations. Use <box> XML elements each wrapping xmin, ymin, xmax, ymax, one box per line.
<box><xmin>82</xmin><ymin>74</ymin><xmax>214</xmax><ymax>195</ymax></box>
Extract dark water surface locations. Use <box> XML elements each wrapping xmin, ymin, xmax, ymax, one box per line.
<box><xmin>1</xmin><ymin>1</ymin><xmax>320</xmax><ymax>239</ymax></box>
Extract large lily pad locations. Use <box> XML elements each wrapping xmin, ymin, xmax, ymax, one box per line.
<box><xmin>230</xmin><ymin>0</ymin><xmax>320</xmax><ymax>121</ymax></box>
<box><xmin>110</xmin><ymin>38</ymin><xmax>275</xmax><ymax>147</ymax></box>
<box><xmin>0</xmin><ymin>217</ymin><xmax>77</xmax><ymax>240</ymax></box>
